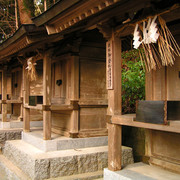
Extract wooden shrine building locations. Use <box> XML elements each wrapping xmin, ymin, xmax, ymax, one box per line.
<box><xmin>0</xmin><ymin>0</ymin><xmax>180</xmax><ymax>178</ymax></box>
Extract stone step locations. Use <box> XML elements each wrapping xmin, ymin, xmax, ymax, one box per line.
<box><xmin>22</xmin><ymin>130</ymin><xmax>108</xmax><ymax>152</ymax></box>
<box><xmin>104</xmin><ymin>162</ymin><xmax>180</xmax><ymax>180</ymax></box>
<box><xmin>0</xmin><ymin>129</ymin><xmax>21</xmax><ymax>145</ymax></box>
<box><xmin>0</xmin><ymin>154</ymin><xmax>30</xmax><ymax>180</ymax></box>
<box><xmin>0</xmin><ymin>154</ymin><xmax>103</xmax><ymax>180</ymax></box>
<box><xmin>3</xmin><ymin>140</ymin><xmax>134</xmax><ymax>180</ymax></box>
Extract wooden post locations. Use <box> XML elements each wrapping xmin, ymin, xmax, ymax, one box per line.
<box><xmin>70</xmin><ymin>56</ymin><xmax>79</xmax><ymax>136</ymax></box>
<box><xmin>108</xmin><ymin>123</ymin><xmax>122</xmax><ymax>171</ymax></box>
<box><xmin>43</xmin><ymin>52</ymin><xmax>52</xmax><ymax>140</ymax></box>
<box><xmin>18</xmin><ymin>70</ymin><xmax>23</xmax><ymax>121</ymax></box>
<box><xmin>70</xmin><ymin>110</ymin><xmax>79</xmax><ymax>137</ymax></box>
<box><xmin>107</xmin><ymin>32</ymin><xmax>122</xmax><ymax>115</ymax></box>
<box><xmin>106</xmin><ymin>31</ymin><xmax>122</xmax><ymax>171</ymax></box>
<box><xmin>2</xmin><ymin>67</ymin><xmax>7</xmax><ymax>122</ymax></box>
<box><xmin>23</xmin><ymin>63</ymin><xmax>30</xmax><ymax>132</ymax></box>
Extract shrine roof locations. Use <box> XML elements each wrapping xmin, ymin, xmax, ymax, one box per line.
<box><xmin>0</xmin><ymin>25</ymin><xmax>47</xmax><ymax>61</ymax></box>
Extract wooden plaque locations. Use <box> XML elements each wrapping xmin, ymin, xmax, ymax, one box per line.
<box><xmin>106</xmin><ymin>40</ymin><xmax>114</xmax><ymax>89</ymax></box>
<box><xmin>136</xmin><ymin>100</ymin><xmax>165</xmax><ymax>124</ymax></box>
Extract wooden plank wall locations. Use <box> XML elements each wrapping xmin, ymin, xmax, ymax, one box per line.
<box><xmin>146</xmin><ymin>35</ymin><xmax>180</xmax><ymax>173</ymax></box>
<box><xmin>11</xmin><ymin>69</ymin><xmax>22</xmax><ymax>118</ymax></box>
<box><xmin>79</xmin><ymin>32</ymin><xmax>107</xmax><ymax>136</ymax></box>
<box><xmin>51</xmin><ymin>57</ymin><xmax>70</xmax><ymax>135</ymax></box>
<box><xmin>51</xmin><ymin>30</ymin><xmax>108</xmax><ymax>137</ymax></box>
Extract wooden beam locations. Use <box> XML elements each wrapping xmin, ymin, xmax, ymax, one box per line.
<box><xmin>108</xmin><ymin>123</ymin><xmax>122</xmax><ymax>171</ymax></box>
<box><xmin>43</xmin><ymin>51</ymin><xmax>52</xmax><ymax>140</ymax></box>
<box><xmin>112</xmin><ymin>114</ymin><xmax>180</xmax><ymax>134</ymax></box>
<box><xmin>2</xmin><ymin>68</ymin><xmax>7</xmax><ymax>122</ymax></box>
<box><xmin>5</xmin><ymin>99</ymin><xmax>22</xmax><ymax>104</ymax></box>
<box><xmin>24</xmin><ymin>104</ymin><xmax>43</xmax><ymax>110</ymax></box>
<box><xmin>50</xmin><ymin>104</ymin><xmax>73</xmax><ymax>111</ymax></box>
<box><xmin>23</xmin><ymin>63</ymin><xmax>30</xmax><ymax>132</ymax></box>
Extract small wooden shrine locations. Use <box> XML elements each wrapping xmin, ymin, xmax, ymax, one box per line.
<box><xmin>99</xmin><ymin>0</ymin><xmax>180</xmax><ymax>174</ymax></box>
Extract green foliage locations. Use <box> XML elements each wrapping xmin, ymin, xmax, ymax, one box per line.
<box><xmin>122</xmin><ymin>49</ymin><xmax>145</xmax><ymax>114</ymax></box>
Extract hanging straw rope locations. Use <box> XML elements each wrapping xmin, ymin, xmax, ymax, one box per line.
<box><xmin>26</xmin><ymin>57</ymin><xmax>37</xmax><ymax>81</ymax></box>
<box><xmin>26</xmin><ymin>50</ymin><xmax>42</xmax><ymax>81</ymax></box>
<box><xmin>133</xmin><ymin>15</ymin><xmax>180</xmax><ymax>72</ymax></box>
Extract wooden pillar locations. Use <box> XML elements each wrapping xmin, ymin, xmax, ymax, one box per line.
<box><xmin>70</xmin><ymin>56</ymin><xmax>79</xmax><ymax>136</ymax></box>
<box><xmin>107</xmin><ymin>32</ymin><xmax>122</xmax><ymax>116</ymax></box>
<box><xmin>108</xmin><ymin>123</ymin><xmax>122</xmax><ymax>171</ymax></box>
<box><xmin>43</xmin><ymin>52</ymin><xmax>52</xmax><ymax>140</ymax></box>
<box><xmin>106</xmin><ymin>31</ymin><xmax>122</xmax><ymax>171</ymax></box>
<box><xmin>2</xmin><ymin>67</ymin><xmax>7</xmax><ymax>122</ymax></box>
<box><xmin>23</xmin><ymin>63</ymin><xmax>30</xmax><ymax>132</ymax></box>
<box><xmin>70</xmin><ymin>110</ymin><xmax>79</xmax><ymax>137</ymax></box>
<box><xmin>18</xmin><ymin>70</ymin><xmax>23</xmax><ymax>121</ymax></box>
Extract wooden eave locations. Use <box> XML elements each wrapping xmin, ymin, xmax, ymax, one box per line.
<box><xmin>115</xmin><ymin>4</ymin><xmax>180</xmax><ymax>37</ymax></box>
<box><xmin>33</xmin><ymin>0</ymin><xmax>125</xmax><ymax>35</ymax></box>
<box><xmin>33</xmin><ymin>0</ymin><xmax>180</xmax><ymax>40</ymax></box>
<box><xmin>33</xmin><ymin>0</ymin><xmax>81</xmax><ymax>27</ymax></box>
<box><xmin>0</xmin><ymin>24</ymin><xmax>47</xmax><ymax>61</ymax></box>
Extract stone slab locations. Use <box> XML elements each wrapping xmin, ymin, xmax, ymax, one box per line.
<box><xmin>22</xmin><ymin>130</ymin><xmax>108</xmax><ymax>152</ymax></box>
<box><xmin>0</xmin><ymin>120</ymin><xmax>43</xmax><ymax>129</ymax></box>
<box><xmin>3</xmin><ymin>140</ymin><xmax>133</xmax><ymax>180</ymax></box>
<box><xmin>104</xmin><ymin>162</ymin><xmax>180</xmax><ymax>180</ymax></box>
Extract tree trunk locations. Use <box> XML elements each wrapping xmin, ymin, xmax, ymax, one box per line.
<box><xmin>15</xmin><ymin>0</ymin><xmax>19</xmax><ymax>29</ymax></box>
<box><xmin>17</xmin><ymin>0</ymin><xmax>34</xmax><ymax>24</ymax></box>
<box><xmin>44</xmin><ymin>0</ymin><xmax>47</xmax><ymax>11</ymax></box>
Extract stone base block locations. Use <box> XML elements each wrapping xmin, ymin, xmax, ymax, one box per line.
<box><xmin>22</xmin><ymin>130</ymin><xmax>108</xmax><ymax>152</ymax></box>
<box><xmin>3</xmin><ymin>140</ymin><xmax>133</xmax><ymax>180</ymax></box>
<box><xmin>104</xmin><ymin>162</ymin><xmax>180</xmax><ymax>180</ymax></box>
<box><xmin>0</xmin><ymin>120</ymin><xmax>43</xmax><ymax>129</ymax></box>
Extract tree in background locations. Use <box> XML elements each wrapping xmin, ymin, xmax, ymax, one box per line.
<box><xmin>122</xmin><ymin>49</ymin><xmax>145</xmax><ymax>114</ymax></box>
<box><xmin>0</xmin><ymin>0</ymin><xmax>16</xmax><ymax>42</ymax></box>
<box><xmin>17</xmin><ymin>0</ymin><xmax>34</xmax><ymax>24</ymax></box>
<box><xmin>0</xmin><ymin>0</ymin><xmax>58</xmax><ymax>42</ymax></box>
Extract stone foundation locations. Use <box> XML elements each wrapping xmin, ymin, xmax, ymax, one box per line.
<box><xmin>2</xmin><ymin>140</ymin><xmax>134</xmax><ymax>180</ymax></box>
